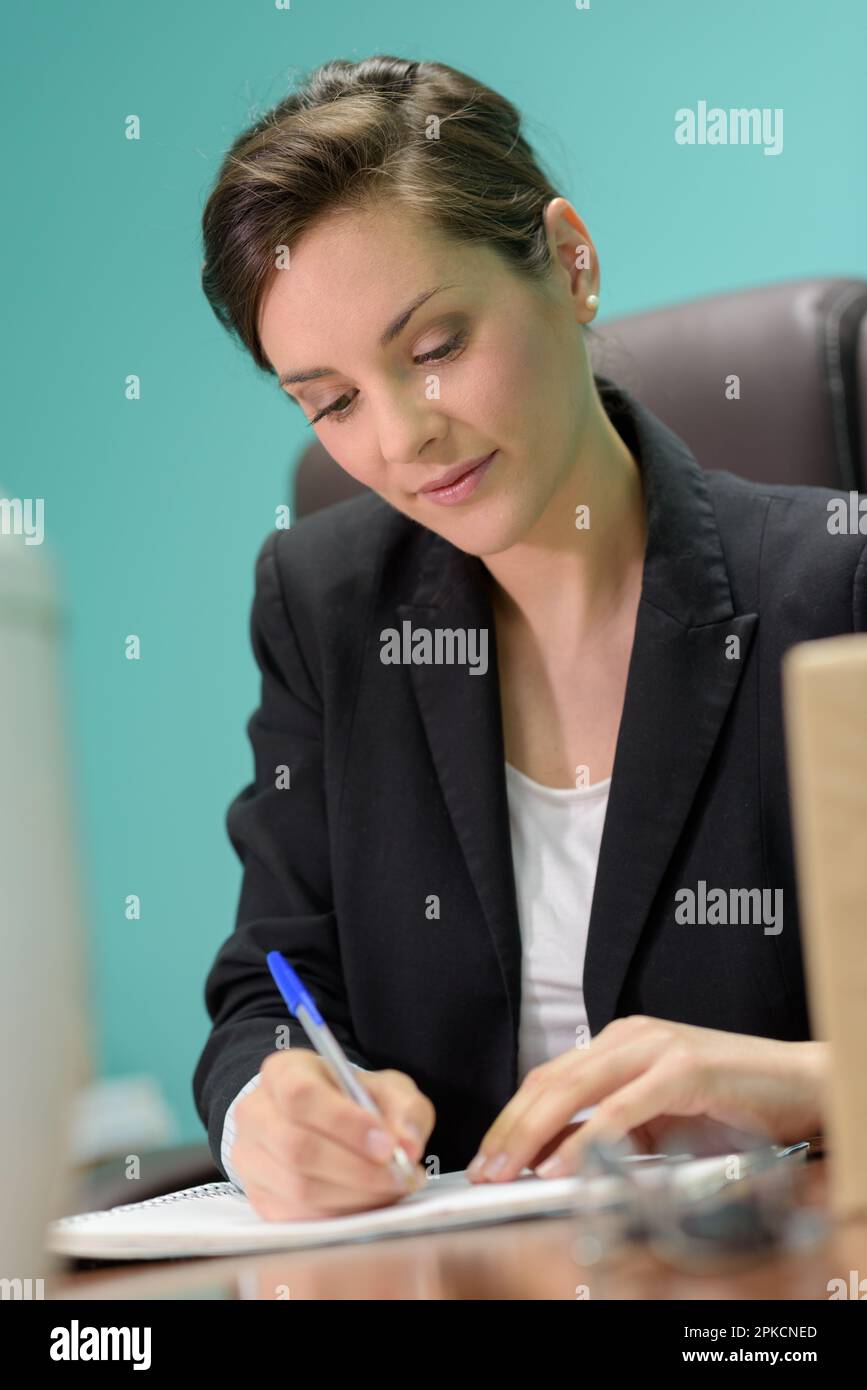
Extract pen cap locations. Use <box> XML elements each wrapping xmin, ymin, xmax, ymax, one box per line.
<box><xmin>266</xmin><ymin>951</ymin><xmax>324</xmax><ymax>1026</ymax></box>
<box><xmin>783</xmin><ymin>633</ymin><xmax>867</xmax><ymax>1221</ymax></box>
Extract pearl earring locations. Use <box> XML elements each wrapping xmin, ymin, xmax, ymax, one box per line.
<box><xmin>585</xmin><ymin>293</ymin><xmax>599</xmax><ymax>309</ymax></box>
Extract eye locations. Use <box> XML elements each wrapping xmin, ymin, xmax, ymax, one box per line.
<box><xmin>309</xmin><ymin>392</ymin><xmax>355</xmax><ymax>427</ymax></box>
<box><xmin>308</xmin><ymin>329</ymin><xmax>469</xmax><ymax>427</ymax></box>
<box><xmin>414</xmin><ymin>329</ymin><xmax>468</xmax><ymax>365</ymax></box>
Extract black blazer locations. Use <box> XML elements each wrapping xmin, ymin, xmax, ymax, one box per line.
<box><xmin>194</xmin><ymin>378</ymin><xmax>867</xmax><ymax>1177</ymax></box>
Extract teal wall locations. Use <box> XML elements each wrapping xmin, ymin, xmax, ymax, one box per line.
<box><xmin>3</xmin><ymin>0</ymin><xmax>865</xmax><ymax>1144</ymax></box>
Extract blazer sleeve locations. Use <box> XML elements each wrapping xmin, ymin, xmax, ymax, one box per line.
<box><xmin>193</xmin><ymin>527</ymin><xmax>372</xmax><ymax>1176</ymax></box>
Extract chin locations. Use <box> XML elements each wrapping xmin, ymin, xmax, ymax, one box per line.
<box><xmin>389</xmin><ymin>474</ymin><xmax>534</xmax><ymax>556</ymax></box>
<box><xmin>432</xmin><ymin>509</ymin><xmax>530</xmax><ymax>559</ymax></box>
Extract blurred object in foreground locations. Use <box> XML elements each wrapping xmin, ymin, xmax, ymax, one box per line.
<box><xmin>784</xmin><ymin>633</ymin><xmax>867</xmax><ymax>1221</ymax></box>
<box><xmin>573</xmin><ymin>1123</ymin><xmax>822</xmax><ymax>1273</ymax></box>
<box><xmin>0</xmin><ymin>491</ymin><xmax>92</xmax><ymax>1285</ymax></box>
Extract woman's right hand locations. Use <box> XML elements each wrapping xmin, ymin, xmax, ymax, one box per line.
<box><xmin>230</xmin><ymin>1050</ymin><xmax>436</xmax><ymax>1221</ymax></box>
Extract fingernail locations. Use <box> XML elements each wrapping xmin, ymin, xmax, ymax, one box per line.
<box><xmin>484</xmin><ymin>1151</ymin><xmax>509</xmax><ymax>1179</ymax></box>
<box><xmin>536</xmin><ymin>1153</ymin><xmax>565</xmax><ymax>1177</ymax></box>
<box><xmin>466</xmin><ymin>1152</ymin><xmax>487</xmax><ymax>1177</ymax></box>
<box><xmin>366</xmin><ymin>1127</ymin><xmax>394</xmax><ymax>1160</ymax></box>
<box><xmin>400</xmin><ymin>1121</ymin><xmax>423</xmax><ymax>1155</ymax></box>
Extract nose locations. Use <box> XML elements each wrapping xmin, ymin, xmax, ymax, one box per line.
<box><xmin>372</xmin><ymin>381</ymin><xmax>447</xmax><ymax>472</ymax></box>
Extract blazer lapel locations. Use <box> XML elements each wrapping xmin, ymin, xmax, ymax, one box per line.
<box><xmin>582</xmin><ymin>385</ymin><xmax>758</xmax><ymax>1032</ymax></box>
<box><xmin>397</xmin><ymin>540</ymin><xmax>523</xmax><ymax>1085</ymax></box>
<box><xmin>396</xmin><ymin>377</ymin><xmax>759</xmax><ymax>1058</ymax></box>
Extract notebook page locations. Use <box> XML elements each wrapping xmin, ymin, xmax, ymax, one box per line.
<box><xmin>45</xmin><ymin>1150</ymin><xmax>788</xmax><ymax>1262</ymax></box>
<box><xmin>48</xmin><ymin>1167</ymin><xmax>631</xmax><ymax>1260</ymax></box>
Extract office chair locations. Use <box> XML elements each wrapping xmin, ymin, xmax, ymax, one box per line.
<box><xmin>293</xmin><ymin>276</ymin><xmax>867</xmax><ymax>518</ymax></box>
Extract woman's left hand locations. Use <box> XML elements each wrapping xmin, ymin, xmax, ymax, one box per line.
<box><xmin>466</xmin><ymin>1016</ymin><xmax>827</xmax><ymax>1182</ymax></box>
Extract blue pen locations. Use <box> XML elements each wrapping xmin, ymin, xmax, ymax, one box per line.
<box><xmin>266</xmin><ymin>951</ymin><xmax>419</xmax><ymax>1192</ymax></box>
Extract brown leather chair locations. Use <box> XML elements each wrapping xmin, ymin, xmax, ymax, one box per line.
<box><xmin>293</xmin><ymin>276</ymin><xmax>867</xmax><ymax>517</ymax></box>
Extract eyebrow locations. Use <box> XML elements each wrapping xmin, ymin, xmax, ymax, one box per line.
<box><xmin>278</xmin><ymin>283</ymin><xmax>458</xmax><ymax>392</ymax></box>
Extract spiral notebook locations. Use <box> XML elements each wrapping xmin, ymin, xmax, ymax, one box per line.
<box><xmin>46</xmin><ymin>1152</ymin><xmax>788</xmax><ymax>1261</ymax></box>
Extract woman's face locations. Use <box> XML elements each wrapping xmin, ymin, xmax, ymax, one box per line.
<box><xmin>258</xmin><ymin>198</ymin><xmax>599</xmax><ymax>557</ymax></box>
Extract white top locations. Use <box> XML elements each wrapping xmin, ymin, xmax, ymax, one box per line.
<box><xmin>220</xmin><ymin>762</ymin><xmax>611</xmax><ymax>1189</ymax></box>
<box><xmin>505</xmin><ymin>762</ymin><xmax>611</xmax><ymax>1081</ymax></box>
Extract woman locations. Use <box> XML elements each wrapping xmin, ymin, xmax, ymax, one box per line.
<box><xmin>193</xmin><ymin>55</ymin><xmax>862</xmax><ymax>1221</ymax></box>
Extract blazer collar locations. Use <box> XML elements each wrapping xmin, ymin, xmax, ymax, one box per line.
<box><xmin>402</xmin><ymin>376</ymin><xmax>735</xmax><ymax>626</ymax></box>
<box><xmin>397</xmin><ymin>376</ymin><xmax>758</xmax><ymax>1074</ymax></box>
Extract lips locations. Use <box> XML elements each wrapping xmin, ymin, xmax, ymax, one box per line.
<box><xmin>416</xmin><ymin>451</ymin><xmax>497</xmax><ymax>506</ymax></box>
<box><xmin>418</xmin><ymin>452</ymin><xmax>495</xmax><ymax>494</ymax></box>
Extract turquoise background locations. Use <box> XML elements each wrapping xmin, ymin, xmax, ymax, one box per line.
<box><xmin>3</xmin><ymin>0</ymin><xmax>864</xmax><ymax>1146</ymax></box>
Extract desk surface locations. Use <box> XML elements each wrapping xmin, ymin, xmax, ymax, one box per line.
<box><xmin>51</xmin><ymin>1159</ymin><xmax>867</xmax><ymax>1301</ymax></box>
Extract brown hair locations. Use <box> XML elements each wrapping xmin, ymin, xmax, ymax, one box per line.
<box><xmin>200</xmin><ymin>54</ymin><xmax>564</xmax><ymax>374</ymax></box>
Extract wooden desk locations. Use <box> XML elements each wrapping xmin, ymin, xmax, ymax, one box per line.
<box><xmin>49</xmin><ymin>1158</ymin><xmax>867</xmax><ymax>1301</ymax></box>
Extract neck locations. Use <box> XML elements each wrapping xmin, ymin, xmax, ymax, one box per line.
<box><xmin>482</xmin><ymin>388</ymin><xmax>646</xmax><ymax>640</ymax></box>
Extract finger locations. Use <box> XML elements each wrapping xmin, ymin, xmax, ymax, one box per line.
<box><xmin>471</xmin><ymin>1037</ymin><xmax>672</xmax><ymax>1182</ymax></box>
<box><xmin>467</xmin><ymin>1065</ymin><xmax>570</xmax><ymax>1178</ymax></box>
<box><xmin>237</xmin><ymin>1135</ymin><xmax>408</xmax><ymax>1220</ymax></box>
<box><xmin>468</xmin><ymin>1019</ymin><xmax>672</xmax><ymax>1178</ymax></box>
<box><xmin>526</xmin><ymin>1123</ymin><xmax>583</xmax><ymax>1170</ymax></box>
<box><xmin>537</xmin><ymin>1055</ymin><xmax>704</xmax><ymax>1177</ymax></box>
<box><xmin>251</xmin><ymin>1112</ymin><xmax>419</xmax><ymax>1202</ymax></box>
<box><xmin>362</xmin><ymin>1069</ymin><xmax>437</xmax><ymax>1159</ymax></box>
<box><xmin>259</xmin><ymin>1053</ymin><xmax>424</xmax><ymax>1168</ymax></box>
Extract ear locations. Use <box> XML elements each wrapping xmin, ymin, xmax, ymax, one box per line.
<box><xmin>542</xmin><ymin>197</ymin><xmax>600</xmax><ymax>320</ymax></box>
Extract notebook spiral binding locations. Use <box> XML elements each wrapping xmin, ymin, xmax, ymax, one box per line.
<box><xmin>54</xmin><ymin>1181</ymin><xmax>239</xmax><ymax>1225</ymax></box>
